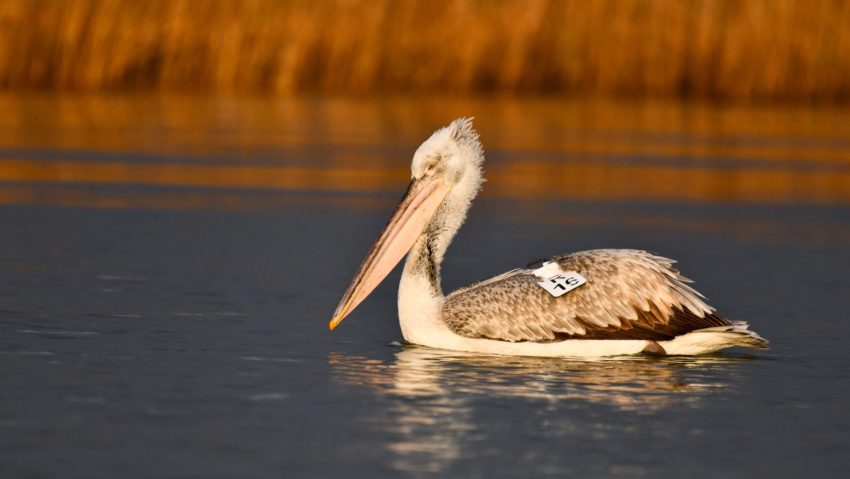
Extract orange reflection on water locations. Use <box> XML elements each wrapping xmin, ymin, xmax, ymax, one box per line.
<box><xmin>0</xmin><ymin>183</ymin><xmax>392</xmax><ymax>212</ymax></box>
<box><xmin>2</xmin><ymin>95</ymin><xmax>850</xmax><ymax>156</ymax></box>
<box><xmin>2</xmin><ymin>157</ymin><xmax>850</xmax><ymax>205</ymax></box>
<box><xmin>485</xmin><ymin>162</ymin><xmax>850</xmax><ymax>204</ymax></box>
<box><xmin>2</xmin><ymin>94</ymin><xmax>850</xmax><ymax>209</ymax></box>
<box><xmin>0</xmin><ymin>159</ymin><xmax>404</xmax><ymax>192</ymax></box>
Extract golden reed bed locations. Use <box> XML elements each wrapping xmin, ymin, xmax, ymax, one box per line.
<box><xmin>1</xmin><ymin>0</ymin><xmax>849</xmax><ymax>101</ymax></box>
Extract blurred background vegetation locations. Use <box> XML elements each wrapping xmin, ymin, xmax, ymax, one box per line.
<box><xmin>1</xmin><ymin>0</ymin><xmax>848</xmax><ymax>102</ymax></box>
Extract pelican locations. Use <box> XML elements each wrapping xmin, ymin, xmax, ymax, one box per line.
<box><xmin>329</xmin><ymin>118</ymin><xmax>768</xmax><ymax>357</ymax></box>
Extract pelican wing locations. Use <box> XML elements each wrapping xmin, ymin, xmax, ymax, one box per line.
<box><xmin>442</xmin><ymin>249</ymin><xmax>730</xmax><ymax>342</ymax></box>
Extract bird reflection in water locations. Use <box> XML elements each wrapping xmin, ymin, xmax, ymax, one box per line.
<box><xmin>329</xmin><ymin>347</ymin><xmax>749</xmax><ymax>475</ymax></box>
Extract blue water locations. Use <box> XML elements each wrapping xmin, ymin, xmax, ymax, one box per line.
<box><xmin>1</xmin><ymin>96</ymin><xmax>849</xmax><ymax>478</ymax></box>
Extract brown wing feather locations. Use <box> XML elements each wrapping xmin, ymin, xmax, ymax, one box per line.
<box><xmin>442</xmin><ymin>249</ymin><xmax>730</xmax><ymax>342</ymax></box>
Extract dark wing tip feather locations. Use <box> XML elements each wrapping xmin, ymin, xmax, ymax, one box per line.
<box><xmin>556</xmin><ymin>306</ymin><xmax>732</xmax><ymax>341</ymax></box>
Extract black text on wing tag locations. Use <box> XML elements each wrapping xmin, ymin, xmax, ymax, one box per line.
<box><xmin>537</xmin><ymin>271</ymin><xmax>587</xmax><ymax>297</ymax></box>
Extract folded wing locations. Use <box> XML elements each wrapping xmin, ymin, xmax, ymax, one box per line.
<box><xmin>442</xmin><ymin>249</ymin><xmax>730</xmax><ymax>342</ymax></box>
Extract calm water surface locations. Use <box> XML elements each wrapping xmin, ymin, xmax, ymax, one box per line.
<box><xmin>1</xmin><ymin>95</ymin><xmax>849</xmax><ymax>478</ymax></box>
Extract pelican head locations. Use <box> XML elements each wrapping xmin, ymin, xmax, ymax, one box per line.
<box><xmin>329</xmin><ymin>118</ymin><xmax>484</xmax><ymax>330</ymax></box>
<box><xmin>410</xmin><ymin>118</ymin><xmax>484</xmax><ymax>185</ymax></box>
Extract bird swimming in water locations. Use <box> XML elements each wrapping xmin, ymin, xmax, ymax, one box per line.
<box><xmin>329</xmin><ymin>118</ymin><xmax>767</xmax><ymax>357</ymax></box>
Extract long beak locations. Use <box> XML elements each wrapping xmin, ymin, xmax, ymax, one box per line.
<box><xmin>329</xmin><ymin>177</ymin><xmax>450</xmax><ymax>330</ymax></box>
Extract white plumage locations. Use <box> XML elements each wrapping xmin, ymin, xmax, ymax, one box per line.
<box><xmin>330</xmin><ymin>118</ymin><xmax>767</xmax><ymax>357</ymax></box>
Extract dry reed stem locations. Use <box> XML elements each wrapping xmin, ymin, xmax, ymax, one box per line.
<box><xmin>0</xmin><ymin>0</ymin><xmax>848</xmax><ymax>101</ymax></box>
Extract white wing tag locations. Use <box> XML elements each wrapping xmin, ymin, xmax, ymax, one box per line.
<box><xmin>532</xmin><ymin>261</ymin><xmax>586</xmax><ymax>297</ymax></box>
